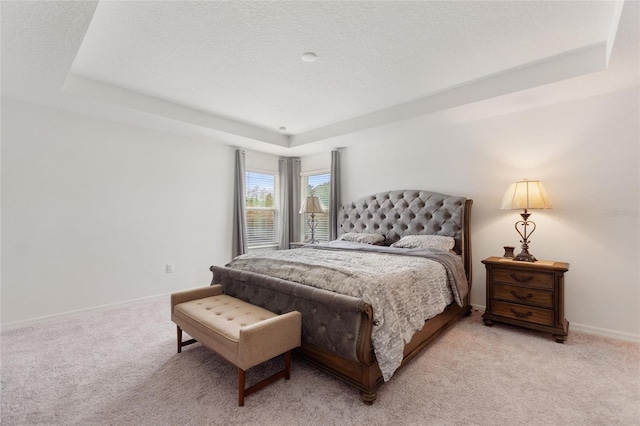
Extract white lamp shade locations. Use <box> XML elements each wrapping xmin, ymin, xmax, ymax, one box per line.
<box><xmin>500</xmin><ymin>180</ymin><xmax>552</xmax><ymax>210</ymax></box>
<box><xmin>300</xmin><ymin>196</ymin><xmax>325</xmax><ymax>214</ymax></box>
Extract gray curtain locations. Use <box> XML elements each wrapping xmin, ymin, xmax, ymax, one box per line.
<box><xmin>278</xmin><ymin>157</ymin><xmax>301</xmax><ymax>249</ymax></box>
<box><xmin>232</xmin><ymin>149</ymin><xmax>248</xmax><ymax>258</ymax></box>
<box><xmin>329</xmin><ymin>149</ymin><xmax>340</xmax><ymax>241</ymax></box>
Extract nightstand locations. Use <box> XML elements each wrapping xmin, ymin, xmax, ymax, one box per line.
<box><xmin>482</xmin><ymin>256</ymin><xmax>570</xmax><ymax>343</ymax></box>
<box><xmin>289</xmin><ymin>242</ymin><xmax>306</xmax><ymax>249</ymax></box>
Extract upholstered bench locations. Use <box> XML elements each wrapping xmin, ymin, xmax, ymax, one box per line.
<box><xmin>171</xmin><ymin>285</ymin><xmax>302</xmax><ymax>406</ymax></box>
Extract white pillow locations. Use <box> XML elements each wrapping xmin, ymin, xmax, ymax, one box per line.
<box><xmin>390</xmin><ymin>235</ymin><xmax>455</xmax><ymax>251</ymax></box>
<box><xmin>337</xmin><ymin>232</ymin><xmax>385</xmax><ymax>245</ymax></box>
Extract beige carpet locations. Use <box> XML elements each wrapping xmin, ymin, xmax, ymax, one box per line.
<box><xmin>1</xmin><ymin>297</ymin><xmax>638</xmax><ymax>425</ymax></box>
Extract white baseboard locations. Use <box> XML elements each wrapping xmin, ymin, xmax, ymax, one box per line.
<box><xmin>569</xmin><ymin>323</ymin><xmax>640</xmax><ymax>342</ymax></box>
<box><xmin>472</xmin><ymin>304</ymin><xmax>640</xmax><ymax>343</ymax></box>
<box><xmin>1</xmin><ymin>292</ymin><xmax>171</xmax><ymax>333</ymax></box>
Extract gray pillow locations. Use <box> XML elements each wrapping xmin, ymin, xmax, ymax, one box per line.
<box><xmin>390</xmin><ymin>235</ymin><xmax>455</xmax><ymax>251</ymax></box>
<box><xmin>337</xmin><ymin>232</ymin><xmax>385</xmax><ymax>245</ymax></box>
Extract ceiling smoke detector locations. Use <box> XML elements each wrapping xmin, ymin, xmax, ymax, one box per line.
<box><xmin>301</xmin><ymin>52</ymin><xmax>317</xmax><ymax>62</ymax></box>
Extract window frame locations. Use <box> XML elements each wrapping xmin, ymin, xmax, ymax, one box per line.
<box><xmin>245</xmin><ymin>169</ymin><xmax>280</xmax><ymax>249</ymax></box>
<box><xmin>299</xmin><ymin>170</ymin><xmax>331</xmax><ymax>243</ymax></box>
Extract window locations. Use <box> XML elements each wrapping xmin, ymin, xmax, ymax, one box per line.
<box><xmin>300</xmin><ymin>172</ymin><xmax>330</xmax><ymax>242</ymax></box>
<box><xmin>246</xmin><ymin>171</ymin><xmax>280</xmax><ymax>247</ymax></box>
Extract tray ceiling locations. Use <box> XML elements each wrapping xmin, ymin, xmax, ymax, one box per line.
<box><xmin>2</xmin><ymin>1</ymin><xmax>637</xmax><ymax>155</ymax></box>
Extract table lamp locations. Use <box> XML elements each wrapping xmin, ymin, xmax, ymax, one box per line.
<box><xmin>300</xmin><ymin>196</ymin><xmax>325</xmax><ymax>243</ymax></box>
<box><xmin>500</xmin><ymin>179</ymin><xmax>552</xmax><ymax>262</ymax></box>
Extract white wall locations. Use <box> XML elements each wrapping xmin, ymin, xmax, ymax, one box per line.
<box><xmin>245</xmin><ymin>149</ymin><xmax>279</xmax><ymax>173</ymax></box>
<box><xmin>4</xmin><ymin>89</ymin><xmax>638</xmax><ymax>338</ymax></box>
<box><xmin>1</xmin><ymin>98</ymin><xmax>235</xmax><ymax>326</ymax></box>
<box><xmin>337</xmin><ymin>88</ymin><xmax>639</xmax><ymax>337</ymax></box>
<box><xmin>301</xmin><ymin>152</ymin><xmax>331</xmax><ymax>174</ymax></box>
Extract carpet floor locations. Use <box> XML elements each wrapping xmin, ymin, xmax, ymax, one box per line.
<box><xmin>1</xmin><ymin>297</ymin><xmax>638</xmax><ymax>425</ymax></box>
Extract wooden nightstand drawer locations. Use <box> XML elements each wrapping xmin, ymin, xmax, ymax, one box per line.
<box><xmin>493</xmin><ymin>268</ymin><xmax>554</xmax><ymax>290</ymax></box>
<box><xmin>482</xmin><ymin>257</ymin><xmax>569</xmax><ymax>342</ymax></box>
<box><xmin>492</xmin><ymin>283</ymin><xmax>553</xmax><ymax>308</ymax></box>
<box><xmin>492</xmin><ymin>301</ymin><xmax>554</xmax><ymax>326</ymax></box>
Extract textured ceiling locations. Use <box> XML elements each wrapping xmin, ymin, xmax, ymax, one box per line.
<box><xmin>1</xmin><ymin>1</ymin><xmax>638</xmax><ymax>155</ymax></box>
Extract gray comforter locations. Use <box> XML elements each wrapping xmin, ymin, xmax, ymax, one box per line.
<box><xmin>226</xmin><ymin>240</ymin><xmax>469</xmax><ymax>381</ymax></box>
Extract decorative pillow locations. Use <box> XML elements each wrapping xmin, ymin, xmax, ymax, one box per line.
<box><xmin>337</xmin><ymin>232</ymin><xmax>385</xmax><ymax>245</ymax></box>
<box><xmin>390</xmin><ymin>235</ymin><xmax>455</xmax><ymax>251</ymax></box>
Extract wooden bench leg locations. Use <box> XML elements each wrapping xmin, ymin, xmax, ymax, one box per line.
<box><xmin>176</xmin><ymin>325</ymin><xmax>198</xmax><ymax>354</ymax></box>
<box><xmin>237</xmin><ymin>351</ymin><xmax>292</xmax><ymax>406</ymax></box>
<box><xmin>238</xmin><ymin>368</ymin><xmax>246</xmax><ymax>407</ymax></box>
<box><xmin>285</xmin><ymin>351</ymin><xmax>291</xmax><ymax>380</ymax></box>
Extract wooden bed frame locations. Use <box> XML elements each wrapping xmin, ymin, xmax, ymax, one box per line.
<box><xmin>213</xmin><ymin>190</ymin><xmax>473</xmax><ymax>404</ymax></box>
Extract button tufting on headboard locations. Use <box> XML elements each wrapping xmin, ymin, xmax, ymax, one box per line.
<box><xmin>337</xmin><ymin>190</ymin><xmax>468</xmax><ymax>255</ymax></box>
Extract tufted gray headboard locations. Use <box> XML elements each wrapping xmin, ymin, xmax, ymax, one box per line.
<box><xmin>337</xmin><ymin>190</ymin><xmax>473</xmax><ymax>281</ymax></box>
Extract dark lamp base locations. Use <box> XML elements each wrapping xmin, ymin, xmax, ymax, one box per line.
<box><xmin>513</xmin><ymin>251</ymin><xmax>537</xmax><ymax>262</ymax></box>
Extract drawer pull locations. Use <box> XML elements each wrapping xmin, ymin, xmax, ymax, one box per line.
<box><xmin>510</xmin><ymin>273</ymin><xmax>533</xmax><ymax>283</ymax></box>
<box><xmin>509</xmin><ymin>308</ymin><xmax>533</xmax><ymax>318</ymax></box>
<box><xmin>510</xmin><ymin>291</ymin><xmax>533</xmax><ymax>300</ymax></box>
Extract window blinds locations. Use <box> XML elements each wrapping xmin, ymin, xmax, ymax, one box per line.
<box><xmin>246</xmin><ymin>171</ymin><xmax>280</xmax><ymax>247</ymax></box>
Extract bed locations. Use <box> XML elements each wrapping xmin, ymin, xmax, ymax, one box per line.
<box><xmin>210</xmin><ymin>190</ymin><xmax>472</xmax><ymax>404</ymax></box>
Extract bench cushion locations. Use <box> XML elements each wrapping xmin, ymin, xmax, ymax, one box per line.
<box><xmin>173</xmin><ymin>294</ymin><xmax>278</xmax><ymax>359</ymax></box>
